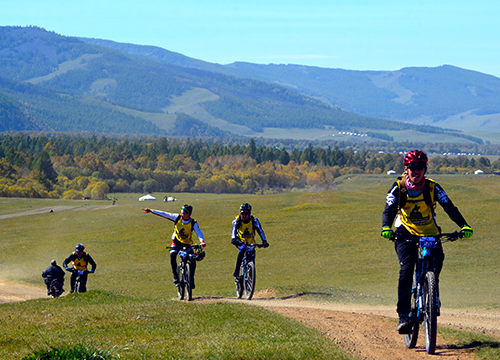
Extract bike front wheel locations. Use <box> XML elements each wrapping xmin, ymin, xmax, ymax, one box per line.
<box><xmin>404</xmin><ymin>271</ymin><xmax>419</xmax><ymax>348</ymax></box>
<box><xmin>176</xmin><ymin>265</ymin><xmax>185</xmax><ymax>300</ymax></box>
<box><xmin>75</xmin><ymin>278</ymin><xmax>82</xmax><ymax>294</ymax></box>
<box><xmin>236</xmin><ymin>264</ymin><xmax>244</xmax><ymax>299</ymax></box>
<box><xmin>243</xmin><ymin>261</ymin><xmax>256</xmax><ymax>300</ymax></box>
<box><xmin>185</xmin><ymin>262</ymin><xmax>193</xmax><ymax>301</ymax></box>
<box><xmin>424</xmin><ymin>271</ymin><xmax>438</xmax><ymax>354</ymax></box>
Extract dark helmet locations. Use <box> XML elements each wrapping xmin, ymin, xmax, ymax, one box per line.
<box><xmin>240</xmin><ymin>203</ymin><xmax>252</xmax><ymax>212</ymax></box>
<box><xmin>193</xmin><ymin>250</ymin><xmax>206</xmax><ymax>261</ymax></box>
<box><xmin>51</xmin><ymin>260</ymin><xmax>57</xmax><ymax>266</ymax></box>
<box><xmin>404</xmin><ymin>150</ymin><xmax>428</xmax><ymax>165</ymax></box>
<box><xmin>181</xmin><ymin>204</ymin><xmax>193</xmax><ymax>215</ymax></box>
<box><xmin>75</xmin><ymin>243</ymin><xmax>85</xmax><ymax>252</ymax></box>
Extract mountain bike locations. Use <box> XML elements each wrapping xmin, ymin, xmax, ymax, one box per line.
<box><xmin>235</xmin><ymin>243</ymin><xmax>264</xmax><ymax>300</ymax></box>
<box><xmin>168</xmin><ymin>245</ymin><xmax>203</xmax><ymax>301</ymax></box>
<box><xmin>66</xmin><ymin>268</ymin><xmax>93</xmax><ymax>293</ymax></box>
<box><xmin>399</xmin><ymin>231</ymin><xmax>463</xmax><ymax>354</ymax></box>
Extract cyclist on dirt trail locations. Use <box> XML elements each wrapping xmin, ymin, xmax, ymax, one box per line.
<box><xmin>63</xmin><ymin>243</ymin><xmax>97</xmax><ymax>293</ymax></box>
<box><xmin>231</xmin><ymin>203</ymin><xmax>269</xmax><ymax>279</ymax></box>
<box><xmin>143</xmin><ymin>204</ymin><xmax>206</xmax><ymax>287</ymax></box>
<box><xmin>42</xmin><ymin>260</ymin><xmax>65</xmax><ymax>296</ymax></box>
<box><xmin>381</xmin><ymin>150</ymin><xmax>473</xmax><ymax>334</ymax></box>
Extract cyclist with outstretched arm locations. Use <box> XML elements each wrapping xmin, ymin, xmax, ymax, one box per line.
<box><xmin>143</xmin><ymin>204</ymin><xmax>206</xmax><ymax>287</ymax></box>
<box><xmin>381</xmin><ymin>150</ymin><xmax>473</xmax><ymax>334</ymax></box>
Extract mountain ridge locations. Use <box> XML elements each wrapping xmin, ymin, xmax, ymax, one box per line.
<box><xmin>0</xmin><ymin>26</ymin><xmax>497</xmax><ymax>144</ymax></box>
<box><xmin>80</xmin><ymin>36</ymin><xmax>500</xmax><ymax>133</ymax></box>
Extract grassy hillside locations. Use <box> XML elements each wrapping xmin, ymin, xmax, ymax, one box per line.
<box><xmin>1</xmin><ymin>175</ymin><xmax>499</xmax><ymax>358</ymax></box>
<box><xmin>2</xmin><ymin>175</ymin><xmax>498</xmax><ymax>305</ymax></box>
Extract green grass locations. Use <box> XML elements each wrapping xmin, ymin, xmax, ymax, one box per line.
<box><xmin>438</xmin><ymin>327</ymin><xmax>500</xmax><ymax>360</ymax></box>
<box><xmin>1</xmin><ymin>291</ymin><xmax>353</xmax><ymax>360</ymax></box>
<box><xmin>1</xmin><ymin>175</ymin><xmax>500</xmax><ymax>358</ymax></box>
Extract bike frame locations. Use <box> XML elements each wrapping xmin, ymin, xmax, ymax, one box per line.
<box><xmin>236</xmin><ymin>243</ymin><xmax>263</xmax><ymax>300</ymax></box>
<box><xmin>75</xmin><ymin>269</ymin><xmax>89</xmax><ymax>293</ymax></box>
<box><xmin>242</xmin><ymin>245</ymin><xmax>256</xmax><ymax>268</ymax></box>
<box><xmin>168</xmin><ymin>245</ymin><xmax>202</xmax><ymax>301</ymax></box>
<box><xmin>401</xmin><ymin>231</ymin><xmax>462</xmax><ymax>354</ymax></box>
<box><xmin>414</xmin><ymin>236</ymin><xmax>437</xmax><ymax>321</ymax></box>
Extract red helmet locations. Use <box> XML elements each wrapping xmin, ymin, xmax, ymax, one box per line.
<box><xmin>404</xmin><ymin>150</ymin><xmax>428</xmax><ymax>165</ymax></box>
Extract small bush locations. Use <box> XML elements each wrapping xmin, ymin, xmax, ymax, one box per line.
<box><xmin>22</xmin><ymin>344</ymin><xmax>118</xmax><ymax>360</ymax></box>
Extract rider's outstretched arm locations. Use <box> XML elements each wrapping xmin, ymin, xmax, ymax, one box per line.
<box><xmin>143</xmin><ymin>208</ymin><xmax>179</xmax><ymax>222</ymax></box>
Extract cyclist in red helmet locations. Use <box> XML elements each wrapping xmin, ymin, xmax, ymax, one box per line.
<box><xmin>382</xmin><ymin>150</ymin><xmax>473</xmax><ymax>334</ymax></box>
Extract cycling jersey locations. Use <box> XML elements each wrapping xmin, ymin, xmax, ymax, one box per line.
<box><xmin>63</xmin><ymin>252</ymin><xmax>97</xmax><ymax>271</ymax></box>
<box><xmin>150</xmin><ymin>209</ymin><xmax>204</xmax><ymax>245</ymax></box>
<box><xmin>231</xmin><ymin>215</ymin><xmax>267</xmax><ymax>245</ymax></box>
<box><xmin>383</xmin><ymin>178</ymin><xmax>467</xmax><ymax>236</ymax></box>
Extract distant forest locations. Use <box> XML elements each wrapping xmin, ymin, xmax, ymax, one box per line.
<box><xmin>1</xmin><ymin>134</ymin><xmax>498</xmax><ymax>199</ymax></box>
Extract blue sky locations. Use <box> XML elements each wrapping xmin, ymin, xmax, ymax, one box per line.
<box><xmin>2</xmin><ymin>0</ymin><xmax>500</xmax><ymax>77</ymax></box>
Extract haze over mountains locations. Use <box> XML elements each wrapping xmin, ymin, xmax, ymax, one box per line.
<box><xmin>1</xmin><ymin>26</ymin><xmax>500</xmax><ymax>144</ymax></box>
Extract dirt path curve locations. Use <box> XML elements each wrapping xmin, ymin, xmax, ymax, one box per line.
<box><xmin>0</xmin><ymin>280</ymin><xmax>46</xmax><ymax>304</ymax></box>
<box><xmin>198</xmin><ymin>290</ymin><xmax>500</xmax><ymax>360</ymax></box>
<box><xmin>2</xmin><ymin>282</ymin><xmax>499</xmax><ymax>360</ymax></box>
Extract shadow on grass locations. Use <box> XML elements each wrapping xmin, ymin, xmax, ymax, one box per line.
<box><xmin>443</xmin><ymin>339</ymin><xmax>500</xmax><ymax>350</ymax></box>
<box><xmin>277</xmin><ymin>292</ymin><xmax>330</xmax><ymax>300</ymax></box>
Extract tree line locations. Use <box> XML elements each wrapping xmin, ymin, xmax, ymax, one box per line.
<box><xmin>1</xmin><ymin>134</ymin><xmax>499</xmax><ymax>200</ymax></box>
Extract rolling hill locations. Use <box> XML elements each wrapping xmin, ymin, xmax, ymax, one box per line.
<box><xmin>83</xmin><ymin>37</ymin><xmax>500</xmax><ymax>134</ymax></box>
<box><xmin>0</xmin><ymin>26</ymin><xmax>497</xmax><ymax>144</ymax></box>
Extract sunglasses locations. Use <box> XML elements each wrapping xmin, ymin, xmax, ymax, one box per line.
<box><xmin>240</xmin><ymin>212</ymin><xmax>250</xmax><ymax>216</ymax></box>
<box><xmin>407</xmin><ymin>164</ymin><xmax>426</xmax><ymax>171</ymax></box>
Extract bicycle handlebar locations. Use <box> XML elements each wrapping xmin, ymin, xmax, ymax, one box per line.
<box><xmin>65</xmin><ymin>268</ymin><xmax>93</xmax><ymax>274</ymax></box>
<box><xmin>247</xmin><ymin>243</ymin><xmax>264</xmax><ymax>248</ymax></box>
<box><xmin>166</xmin><ymin>244</ymin><xmax>203</xmax><ymax>250</ymax></box>
<box><xmin>397</xmin><ymin>231</ymin><xmax>463</xmax><ymax>243</ymax></box>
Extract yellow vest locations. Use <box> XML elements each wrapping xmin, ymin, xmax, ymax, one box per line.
<box><xmin>174</xmin><ymin>217</ymin><xmax>195</xmax><ymax>245</ymax></box>
<box><xmin>238</xmin><ymin>219</ymin><xmax>255</xmax><ymax>245</ymax></box>
<box><xmin>72</xmin><ymin>252</ymin><xmax>89</xmax><ymax>271</ymax></box>
<box><xmin>398</xmin><ymin>178</ymin><xmax>440</xmax><ymax>236</ymax></box>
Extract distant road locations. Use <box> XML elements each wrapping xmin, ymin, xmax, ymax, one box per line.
<box><xmin>0</xmin><ymin>205</ymin><xmax>115</xmax><ymax>220</ymax></box>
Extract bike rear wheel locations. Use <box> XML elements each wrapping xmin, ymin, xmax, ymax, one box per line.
<box><xmin>176</xmin><ymin>265</ymin><xmax>185</xmax><ymax>300</ymax></box>
<box><xmin>424</xmin><ymin>271</ymin><xmax>438</xmax><ymax>354</ymax></box>
<box><xmin>185</xmin><ymin>262</ymin><xmax>193</xmax><ymax>301</ymax></box>
<box><xmin>50</xmin><ymin>281</ymin><xmax>63</xmax><ymax>298</ymax></box>
<box><xmin>404</xmin><ymin>271</ymin><xmax>420</xmax><ymax>348</ymax></box>
<box><xmin>243</xmin><ymin>261</ymin><xmax>256</xmax><ymax>300</ymax></box>
<box><xmin>236</xmin><ymin>264</ymin><xmax>244</xmax><ymax>299</ymax></box>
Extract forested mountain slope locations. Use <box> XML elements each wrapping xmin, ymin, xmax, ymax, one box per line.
<box><xmin>1</xmin><ymin>26</ymin><xmax>459</xmax><ymax>139</ymax></box>
<box><xmin>83</xmin><ymin>37</ymin><xmax>500</xmax><ymax>132</ymax></box>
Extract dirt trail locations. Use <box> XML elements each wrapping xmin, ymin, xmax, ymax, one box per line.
<box><xmin>0</xmin><ymin>204</ymin><xmax>115</xmax><ymax>220</ymax></box>
<box><xmin>199</xmin><ymin>290</ymin><xmax>500</xmax><ymax>360</ymax></box>
<box><xmin>0</xmin><ymin>280</ymin><xmax>46</xmax><ymax>304</ymax></box>
<box><xmin>2</xmin><ymin>283</ymin><xmax>499</xmax><ymax>360</ymax></box>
